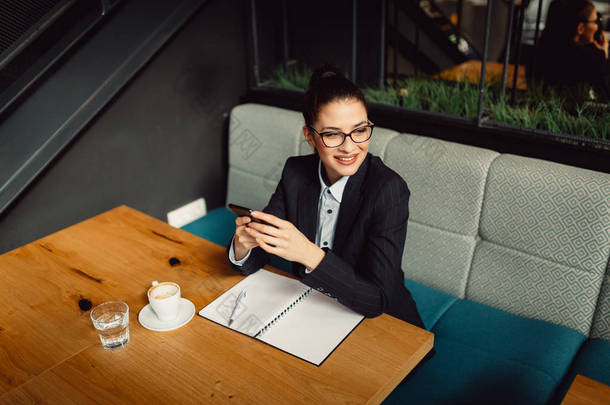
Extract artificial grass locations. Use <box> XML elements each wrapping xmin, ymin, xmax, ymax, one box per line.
<box><xmin>263</xmin><ymin>64</ymin><xmax>609</xmax><ymax>142</ymax></box>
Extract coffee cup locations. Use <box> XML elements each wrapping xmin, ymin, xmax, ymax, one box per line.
<box><xmin>147</xmin><ymin>281</ymin><xmax>181</xmax><ymax>321</ymax></box>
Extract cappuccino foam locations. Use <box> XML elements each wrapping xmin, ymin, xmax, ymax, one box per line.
<box><xmin>150</xmin><ymin>284</ymin><xmax>178</xmax><ymax>300</ymax></box>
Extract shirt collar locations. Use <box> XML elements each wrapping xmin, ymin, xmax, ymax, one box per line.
<box><xmin>318</xmin><ymin>160</ymin><xmax>349</xmax><ymax>203</ymax></box>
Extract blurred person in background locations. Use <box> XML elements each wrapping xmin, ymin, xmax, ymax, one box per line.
<box><xmin>535</xmin><ymin>0</ymin><xmax>609</xmax><ymax>100</ymax></box>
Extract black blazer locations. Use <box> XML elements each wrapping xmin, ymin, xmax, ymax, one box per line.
<box><xmin>228</xmin><ymin>153</ymin><xmax>424</xmax><ymax>328</ymax></box>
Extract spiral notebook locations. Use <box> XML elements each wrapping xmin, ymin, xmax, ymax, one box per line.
<box><xmin>198</xmin><ymin>269</ymin><xmax>365</xmax><ymax>366</ymax></box>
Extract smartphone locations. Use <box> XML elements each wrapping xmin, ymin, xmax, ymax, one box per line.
<box><xmin>228</xmin><ymin>203</ymin><xmax>273</xmax><ymax>226</ymax></box>
<box><xmin>594</xmin><ymin>26</ymin><xmax>603</xmax><ymax>43</ymax></box>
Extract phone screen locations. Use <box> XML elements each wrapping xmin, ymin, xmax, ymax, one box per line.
<box><xmin>228</xmin><ymin>203</ymin><xmax>275</xmax><ymax>227</ymax></box>
<box><xmin>228</xmin><ymin>203</ymin><xmax>253</xmax><ymax>218</ymax></box>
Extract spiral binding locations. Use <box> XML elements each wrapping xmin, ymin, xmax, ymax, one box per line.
<box><xmin>254</xmin><ymin>287</ymin><xmax>313</xmax><ymax>338</ymax></box>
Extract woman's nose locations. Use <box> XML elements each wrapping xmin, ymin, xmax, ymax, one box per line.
<box><xmin>339</xmin><ymin>135</ymin><xmax>357</xmax><ymax>152</ymax></box>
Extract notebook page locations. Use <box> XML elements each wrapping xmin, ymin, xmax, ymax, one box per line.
<box><xmin>198</xmin><ymin>269</ymin><xmax>309</xmax><ymax>337</ymax></box>
<box><xmin>257</xmin><ymin>289</ymin><xmax>365</xmax><ymax>365</ymax></box>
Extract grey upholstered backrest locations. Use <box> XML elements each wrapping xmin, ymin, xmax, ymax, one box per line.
<box><xmin>467</xmin><ymin>155</ymin><xmax>610</xmax><ymax>335</ymax></box>
<box><xmin>383</xmin><ymin>135</ymin><xmax>499</xmax><ymax>297</ymax></box>
<box><xmin>227</xmin><ymin>104</ymin><xmax>303</xmax><ymax>210</ymax></box>
<box><xmin>590</xmin><ymin>260</ymin><xmax>610</xmax><ymax>341</ymax></box>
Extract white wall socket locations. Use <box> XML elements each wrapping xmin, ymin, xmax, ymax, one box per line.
<box><xmin>167</xmin><ymin>198</ymin><xmax>207</xmax><ymax>228</ymax></box>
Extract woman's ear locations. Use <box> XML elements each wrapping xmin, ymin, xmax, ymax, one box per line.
<box><xmin>303</xmin><ymin>125</ymin><xmax>316</xmax><ymax>149</ymax></box>
<box><xmin>576</xmin><ymin>22</ymin><xmax>585</xmax><ymax>36</ymax></box>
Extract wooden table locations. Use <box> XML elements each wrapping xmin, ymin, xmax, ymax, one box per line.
<box><xmin>437</xmin><ymin>60</ymin><xmax>527</xmax><ymax>91</ymax></box>
<box><xmin>0</xmin><ymin>206</ymin><xmax>434</xmax><ymax>404</ymax></box>
<box><xmin>562</xmin><ymin>375</ymin><xmax>610</xmax><ymax>405</ymax></box>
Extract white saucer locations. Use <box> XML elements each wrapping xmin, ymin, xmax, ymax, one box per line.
<box><xmin>138</xmin><ymin>298</ymin><xmax>195</xmax><ymax>332</ymax></box>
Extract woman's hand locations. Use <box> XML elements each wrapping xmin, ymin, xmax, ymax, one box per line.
<box><xmin>246</xmin><ymin>211</ymin><xmax>325</xmax><ymax>270</ymax></box>
<box><xmin>593</xmin><ymin>31</ymin><xmax>608</xmax><ymax>59</ymax></box>
<box><xmin>233</xmin><ymin>216</ymin><xmax>259</xmax><ymax>261</ymax></box>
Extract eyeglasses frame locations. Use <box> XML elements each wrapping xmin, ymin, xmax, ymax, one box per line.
<box><xmin>582</xmin><ymin>15</ymin><xmax>602</xmax><ymax>25</ymax></box>
<box><xmin>307</xmin><ymin>121</ymin><xmax>375</xmax><ymax>148</ymax></box>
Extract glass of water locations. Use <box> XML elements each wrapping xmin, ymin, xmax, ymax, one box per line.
<box><xmin>90</xmin><ymin>301</ymin><xmax>130</xmax><ymax>350</ymax></box>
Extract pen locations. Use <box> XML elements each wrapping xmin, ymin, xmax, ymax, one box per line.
<box><xmin>228</xmin><ymin>290</ymin><xmax>247</xmax><ymax>327</ymax></box>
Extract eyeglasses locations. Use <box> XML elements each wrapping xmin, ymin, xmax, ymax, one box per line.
<box><xmin>582</xmin><ymin>16</ymin><xmax>602</xmax><ymax>25</ymax></box>
<box><xmin>308</xmin><ymin>122</ymin><xmax>375</xmax><ymax>148</ymax></box>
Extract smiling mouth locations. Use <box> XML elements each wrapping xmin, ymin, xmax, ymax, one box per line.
<box><xmin>334</xmin><ymin>154</ymin><xmax>358</xmax><ymax>164</ymax></box>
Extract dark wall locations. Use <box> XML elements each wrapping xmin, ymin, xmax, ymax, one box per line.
<box><xmin>0</xmin><ymin>0</ymin><xmax>246</xmax><ymax>254</ymax></box>
<box><xmin>254</xmin><ymin>0</ymin><xmax>383</xmax><ymax>87</ymax></box>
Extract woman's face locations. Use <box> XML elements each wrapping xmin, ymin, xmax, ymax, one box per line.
<box><xmin>577</xmin><ymin>8</ymin><xmax>599</xmax><ymax>44</ymax></box>
<box><xmin>304</xmin><ymin>99</ymin><xmax>369</xmax><ymax>185</ymax></box>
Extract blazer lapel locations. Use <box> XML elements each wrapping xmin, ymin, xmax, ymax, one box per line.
<box><xmin>332</xmin><ymin>154</ymin><xmax>370</xmax><ymax>255</ymax></box>
<box><xmin>297</xmin><ymin>159</ymin><xmax>320</xmax><ymax>244</ymax></box>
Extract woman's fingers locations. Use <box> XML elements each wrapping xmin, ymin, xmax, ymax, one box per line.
<box><xmin>235</xmin><ymin>216</ymin><xmax>251</xmax><ymax>226</ymax></box>
<box><xmin>235</xmin><ymin>221</ymin><xmax>258</xmax><ymax>247</ymax></box>
<box><xmin>234</xmin><ymin>236</ymin><xmax>258</xmax><ymax>256</ymax></box>
<box><xmin>235</xmin><ymin>236</ymin><xmax>257</xmax><ymax>249</ymax></box>
<box><xmin>246</xmin><ymin>227</ymin><xmax>283</xmax><ymax>247</ymax></box>
<box><xmin>251</xmin><ymin>211</ymin><xmax>290</xmax><ymax>229</ymax></box>
<box><xmin>257</xmin><ymin>238</ymin><xmax>281</xmax><ymax>255</ymax></box>
<box><xmin>235</xmin><ymin>216</ymin><xmax>257</xmax><ymax>244</ymax></box>
<box><xmin>247</xmin><ymin>222</ymin><xmax>282</xmax><ymax>237</ymax></box>
<box><xmin>236</xmin><ymin>231</ymin><xmax>257</xmax><ymax>244</ymax></box>
<box><xmin>239</xmin><ymin>213</ymin><xmax>312</xmax><ymax>264</ymax></box>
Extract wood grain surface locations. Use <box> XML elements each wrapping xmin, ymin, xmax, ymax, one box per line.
<box><xmin>0</xmin><ymin>206</ymin><xmax>433</xmax><ymax>404</ymax></box>
<box><xmin>562</xmin><ymin>375</ymin><xmax>610</xmax><ymax>405</ymax></box>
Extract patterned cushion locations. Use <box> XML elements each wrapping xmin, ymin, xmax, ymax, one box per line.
<box><xmin>384</xmin><ymin>135</ymin><xmax>499</xmax><ymax>235</ymax></box>
<box><xmin>469</xmin><ymin>154</ymin><xmax>610</xmax><ymax>335</ymax></box>
<box><xmin>226</xmin><ymin>170</ymin><xmax>272</xmax><ymax>212</ymax></box>
<box><xmin>591</xmin><ymin>262</ymin><xmax>610</xmax><ymax>340</ymax></box>
<box><xmin>479</xmin><ymin>154</ymin><xmax>610</xmax><ymax>272</ymax></box>
<box><xmin>383</xmin><ymin>134</ymin><xmax>498</xmax><ymax>297</ymax></box>
<box><xmin>227</xmin><ymin>104</ymin><xmax>303</xmax><ymax>209</ymax></box>
<box><xmin>229</xmin><ymin>104</ymin><xmax>303</xmax><ymax>175</ymax></box>
<box><xmin>365</xmin><ymin>127</ymin><xmax>401</xmax><ymax>158</ymax></box>
<box><xmin>469</xmin><ymin>241</ymin><xmax>602</xmax><ymax>335</ymax></box>
<box><xmin>403</xmin><ymin>221</ymin><xmax>476</xmax><ymax>297</ymax></box>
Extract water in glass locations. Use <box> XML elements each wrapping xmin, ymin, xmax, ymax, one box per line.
<box><xmin>91</xmin><ymin>301</ymin><xmax>130</xmax><ymax>350</ymax></box>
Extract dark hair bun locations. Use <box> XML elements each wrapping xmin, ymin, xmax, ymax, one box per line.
<box><xmin>303</xmin><ymin>64</ymin><xmax>366</xmax><ymax>126</ymax></box>
<box><xmin>307</xmin><ymin>64</ymin><xmax>345</xmax><ymax>89</ymax></box>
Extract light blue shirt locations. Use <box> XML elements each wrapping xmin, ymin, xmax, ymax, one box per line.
<box><xmin>229</xmin><ymin>160</ymin><xmax>349</xmax><ymax>271</ymax></box>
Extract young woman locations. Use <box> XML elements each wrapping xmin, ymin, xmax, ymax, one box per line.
<box><xmin>228</xmin><ymin>65</ymin><xmax>424</xmax><ymax>328</ymax></box>
<box><xmin>536</xmin><ymin>0</ymin><xmax>609</xmax><ymax>100</ymax></box>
